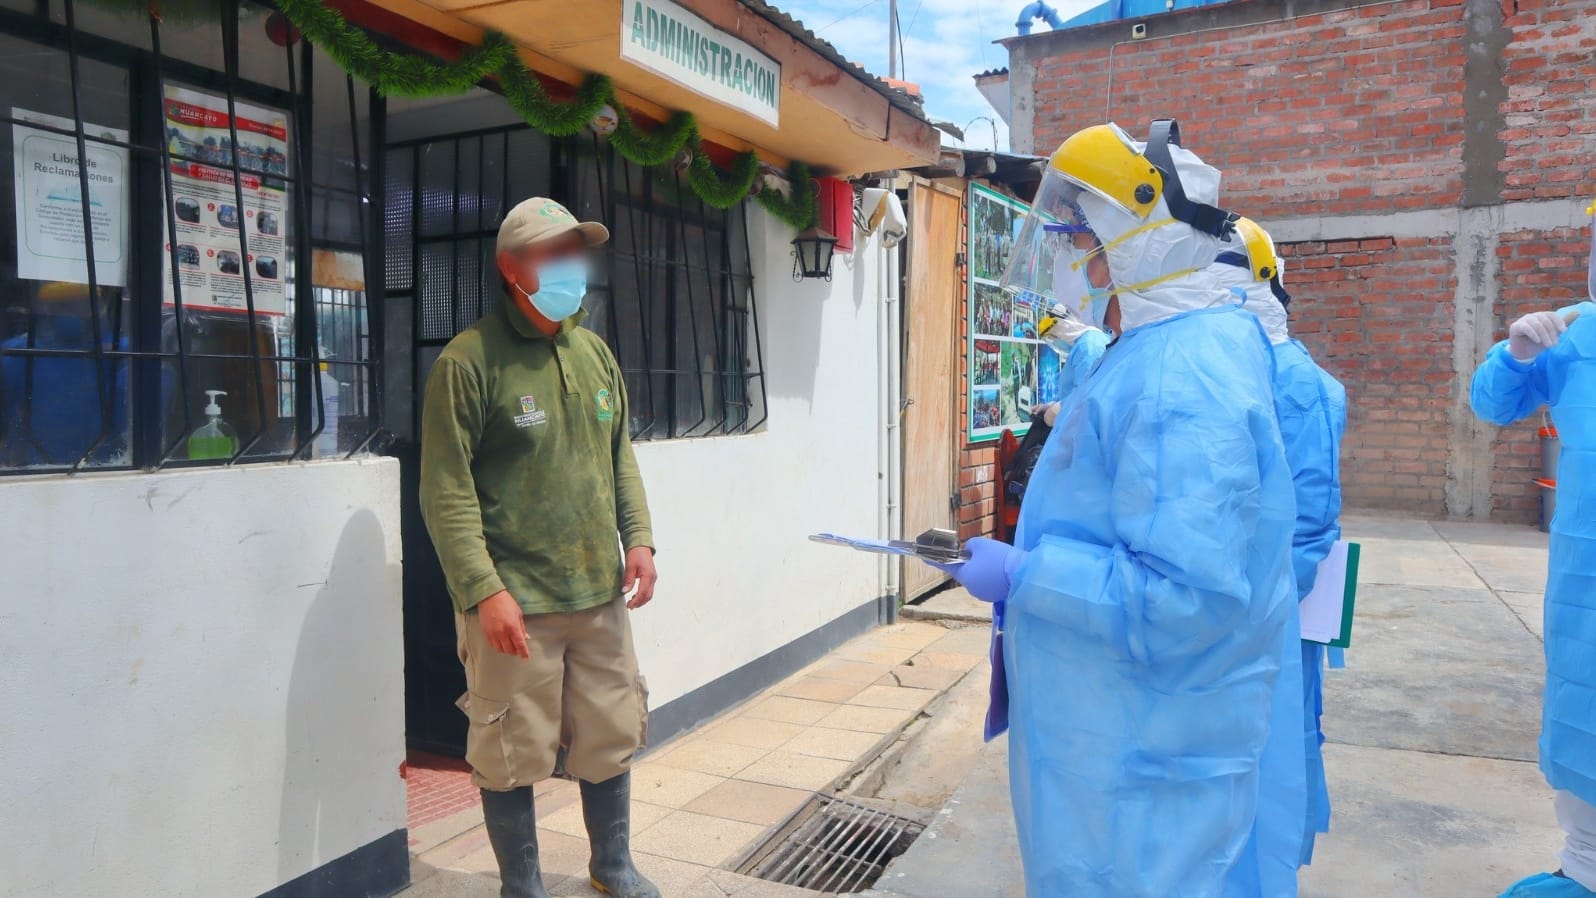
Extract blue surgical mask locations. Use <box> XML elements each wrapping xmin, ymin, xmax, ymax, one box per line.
<box><xmin>1085</xmin><ymin>287</ymin><xmax>1112</xmax><ymax>330</ymax></box>
<box><xmin>518</xmin><ymin>257</ymin><xmax>588</xmax><ymax>321</ymax></box>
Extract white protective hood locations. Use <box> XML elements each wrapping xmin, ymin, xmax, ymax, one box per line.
<box><xmin>1075</xmin><ymin>141</ymin><xmax>1233</xmax><ymax>333</ymax></box>
<box><xmin>1208</xmin><ymin>256</ymin><xmax>1290</xmax><ymax>345</ymax></box>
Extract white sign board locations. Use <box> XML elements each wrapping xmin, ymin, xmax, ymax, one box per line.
<box><xmin>12</xmin><ymin>108</ymin><xmax>130</xmax><ymax>287</ymax></box>
<box><xmin>160</xmin><ymin>84</ymin><xmax>291</xmax><ymax>316</ymax></box>
<box><xmin>620</xmin><ymin>0</ymin><xmax>781</xmax><ymax>127</ymax></box>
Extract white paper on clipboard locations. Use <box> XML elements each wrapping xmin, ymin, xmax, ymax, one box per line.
<box><xmin>809</xmin><ymin>533</ymin><xmax>919</xmax><ymax>557</ymax></box>
<box><xmin>1300</xmin><ymin>540</ymin><xmax>1358</xmax><ymax>646</ymax></box>
<box><xmin>808</xmin><ymin>532</ymin><xmax>968</xmax><ymax>564</ymax></box>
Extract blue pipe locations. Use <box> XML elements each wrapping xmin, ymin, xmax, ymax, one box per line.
<box><xmin>1015</xmin><ymin>0</ymin><xmax>1067</xmax><ymax>34</ymax></box>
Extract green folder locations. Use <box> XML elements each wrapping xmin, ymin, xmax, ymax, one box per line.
<box><xmin>1301</xmin><ymin>540</ymin><xmax>1360</xmax><ymax>648</ymax></box>
<box><xmin>1330</xmin><ymin>542</ymin><xmax>1359</xmax><ymax>649</ymax></box>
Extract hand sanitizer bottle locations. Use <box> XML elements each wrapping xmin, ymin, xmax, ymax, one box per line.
<box><xmin>187</xmin><ymin>389</ymin><xmax>239</xmax><ymax>460</ymax></box>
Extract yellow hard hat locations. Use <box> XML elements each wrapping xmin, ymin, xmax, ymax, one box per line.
<box><xmin>1221</xmin><ymin>215</ymin><xmax>1292</xmax><ymax>307</ymax></box>
<box><xmin>1231</xmin><ymin>217</ymin><xmax>1280</xmax><ymax>282</ymax></box>
<box><xmin>1046</xmin><ymin>124</ymin><xmax>1163</xmax><ymax>220</ymax></box>
<box><xmin>1048</xmin><ymin>120</ymin><xmax>1237</xmax><ymax>239</ymax></box>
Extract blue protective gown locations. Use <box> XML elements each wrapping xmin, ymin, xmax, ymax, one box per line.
<box><xmin>983</xmin><ymin>327</ymin><xmax>1112</xmax><ymax>743</ymax></box>
<box><xmin>1059</xmin><ymin>327</ymin><xmax>1109</xmax><ymax>400</ymax></box>
<box><xmin>1471</xmin><ymin>301</ymin><xmax>1596</xmax><ymax>807</ymax></box>
<box><xmin>1271</xmin><ymin>339</ymin><xmax>1348</xmax><ymax>867</ymax></box>
<box><xmin>1007</xmin><ymin>305</ymin><xmax>1298</xmax><ymax>898</ymax></box>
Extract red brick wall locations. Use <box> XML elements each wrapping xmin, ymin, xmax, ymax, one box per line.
<box><xmin>1013</xmin><ymin>0</ymin><xmax>1596</xmax><ymax>522</ymax></box>
<box><xmin>1499</xmin><ymin>0</ymin><xmax>1596</xmax><ymax>202</ymax></box>
<box><xmin>1491</xmin><ymin>226</ymin><xmax>1592</xmax><ymax>520</ymax></box>
<box><xmin>1281</xmin><ymin>237</ymin><xmax>1456</xmax><ymax>514</ymax></box>
<box><xmin>1029</xmin><ymin>0</ymin><xmax>1468</xmax><ymax>220</ymax></box>
<box><xmin>1490</xmin><ymin>0</ymin><xmax>1596</xmax><ymax>520</ymax></box>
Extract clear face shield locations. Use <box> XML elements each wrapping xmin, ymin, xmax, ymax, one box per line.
<box><xmin>1587</xmin><ymin>200</ymin><xmax>1596</xmax><ymax>303</ymax></box>
<box><xmin>999</xmin><ymin>170</ymin><xmax>1114</xmax><ymax>328</ymax></box>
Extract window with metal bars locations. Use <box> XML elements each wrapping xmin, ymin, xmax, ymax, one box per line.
<box><xmin>384</xmin><ymin>119</ymin><xmax>766</xmax><ymax>442</ymax></box>
<box><xmin>0</xmin><ymin>0</ymin><xmax>382</xmax><ymax>474</ymax></box>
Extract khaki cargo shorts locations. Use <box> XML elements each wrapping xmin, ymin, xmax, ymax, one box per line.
<box><xmin>455</xmin><ymin>597</ymin><xmax>649</xmax><ymax>791</ymax></box>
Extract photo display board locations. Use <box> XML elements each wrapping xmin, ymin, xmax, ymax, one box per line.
<box><xmin>967</xmin><ymin>183</ymin><xmax>1055</xmax><ymax>443</ymax></box>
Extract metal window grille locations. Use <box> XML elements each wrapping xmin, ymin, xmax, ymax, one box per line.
<box><xmin>384</xmin><ymin>125</ymin><xmax>765</xmax><ymax>442</ymax></box>
<box><xmin>0</xmin><ymin>0</ymin><xmax>383</xmax><ymax>474</ymax></box>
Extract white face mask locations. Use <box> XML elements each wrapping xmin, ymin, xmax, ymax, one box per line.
<box><xmin>1051</xmin><ymin>261</ymin><xmax>1106</xmax><ymax>322</ymax></box>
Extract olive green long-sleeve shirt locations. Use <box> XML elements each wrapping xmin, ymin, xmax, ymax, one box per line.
<box><xmin>419</xmin><ymin>302</ymin><xmax>653</xmax><ymax>615</ymax></box>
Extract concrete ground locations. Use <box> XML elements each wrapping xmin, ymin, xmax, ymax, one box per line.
<box><xmin>398</xmin><ymin>621</ymin><xmax>990</xmax><ymax>897</ymax></box>
<box><xmin>867</xmin><ymin>513</ymin><xmax>1563</xmax><ymax>898</ymax></box>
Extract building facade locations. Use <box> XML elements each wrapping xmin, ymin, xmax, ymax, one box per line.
<box><xmin>996</xmin><ymin>0</ymin><xmax>1594</xmax><ymax>522</ymax></box>
<box><xmin>0</xmin><ymin>1</ymin><xmax>938</xmax><ymax>895</ymax></box>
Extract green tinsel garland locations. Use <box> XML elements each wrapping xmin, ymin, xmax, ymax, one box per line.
<box><xmin>96</xmin><ymin>0</ymin><xmax>819</xmax><ymax>229</ymax></box>
<box><xmin>614</xmin><ymin>111</ymin><xmax>697</xmax><ymax>168</ymax></box>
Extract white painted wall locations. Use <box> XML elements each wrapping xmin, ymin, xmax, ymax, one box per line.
<box><xmin>630</xmin><ymin>207</ymin><xmax>895</xmax><ymax>707</ymax></box>
<box><xmin>0</xmin><ymin>459</ymin><xmax>406</xmax><ymax>898</ymax></box>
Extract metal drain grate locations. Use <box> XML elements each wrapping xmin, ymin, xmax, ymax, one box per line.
<box><xmin>737</xmin><ymin>795</ymin><xmax>927</xmax><ymax>894</ymax></box>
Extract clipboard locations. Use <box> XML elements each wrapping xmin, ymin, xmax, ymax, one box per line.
<box><xmin>809</xmin><ymin>528</ymin><xmax>969</xmax><ymax>564</ymax></box>
<box><xmin>1300</xmin><ymin>540</ymin><xmax>1360</xmax><ymax>648</ymax></box>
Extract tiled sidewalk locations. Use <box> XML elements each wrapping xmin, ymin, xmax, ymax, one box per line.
<box><xmin>401</xmin><ymin>620</ymin><xmax>988</xmax><ymax>897</ymax></box>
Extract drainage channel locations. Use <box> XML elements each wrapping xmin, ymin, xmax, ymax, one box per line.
<box><xmin>734</xmin><ymin>662</ymin><xmax>991</xmax><ymax>894</ymax></box>
<box><xmin>735</xmin><ymin>794</ymin><xmax>928</xmax><ymax>895</ymax></box>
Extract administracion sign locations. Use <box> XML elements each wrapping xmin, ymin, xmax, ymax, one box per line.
<box><xmin>621</xmin><ymin>0</ymin><xmax>781</xmax><ymax>127</ymax></box>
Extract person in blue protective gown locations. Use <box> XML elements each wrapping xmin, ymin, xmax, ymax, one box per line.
<box><xmin>1471</xmin><ymin>216</ymin><xmax>1596</xmax><ymax>897</ymax></box>
<box><xmin>938</xmin><ymin>120</ymin><xmax>1302</xmax><ymax>898</ymax></box>
<box><xmin>980</xmin><ymin>310</ymin><xmax>1110</xmax><ymax>742</ymax></box>
<box><xmin>1209</xmin><ymin>217</ymin><xmax>1348</xmax><ymax>870</ymax></box>
<box><xmin>1039</xmin><ymin>305</ymin><xmax>1109</xmax><ymax>403</ymax></box>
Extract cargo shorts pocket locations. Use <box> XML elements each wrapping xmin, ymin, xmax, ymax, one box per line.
<box><xmin>457</xmin><ymin>691</ymin><xmax>514</xmax><ymax>786</ymax></box>
<box><xmin>636</xmin><ymin>675</ymin><xmax>651</xmax><ymax>751</ymax></box>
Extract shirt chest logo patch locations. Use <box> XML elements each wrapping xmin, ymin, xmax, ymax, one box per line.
<box><xmin>595</xmin><ymin>388</ymin><xmax>615</xmax><ymax>422</ymax></box>
<box><xmin>514</xmin><ymin>395</ymin><xmax>548</xmax><ymax>428</ymax></box>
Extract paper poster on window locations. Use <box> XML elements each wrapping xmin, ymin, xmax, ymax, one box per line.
<box><xmin>967</xmin><ymin>184</ymin><xmax>1045</xmax><ymax>443</ymax></box>
<box><xmin>11</xmin><ymin>108</ymin><xmax>130</xmax><ymax>287</ymax></box>
<box><xmin>160</xmin><ymin>84</ymin><xmax>290</xmax><ymax>316</ymax></box>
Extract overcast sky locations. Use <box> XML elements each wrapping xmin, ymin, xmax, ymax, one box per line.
<box><xmin>778</xmin><ymin>0</ymin><xmax>1090</xmax><ymax>152</ymax></box>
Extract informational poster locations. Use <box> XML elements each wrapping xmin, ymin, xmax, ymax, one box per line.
<box><xmin>160</xmin><ymin>84</ymin><xmax>290</xmax><ymax>316</ymax></box>
<box><xmin>968</xmin><ymin>183</ymin><xmax>1053</xmax><ymax>442</ymax></box>
<box><xmin>11</xmin><ymin>108</ymin><xmax>130</xmax><ymax>286</ymax></box>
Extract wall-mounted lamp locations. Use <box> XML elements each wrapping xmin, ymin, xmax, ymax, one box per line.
<box><xmin>790</xmin><ymin>228</ymin><xmax>839</xmax><ymax>281</ymax></box>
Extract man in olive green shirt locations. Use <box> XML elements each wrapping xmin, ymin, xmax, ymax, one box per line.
<box><xmin>420</xmin><ymin>197</ymin><xmax>659</xmax><ymax>898</ymax></box>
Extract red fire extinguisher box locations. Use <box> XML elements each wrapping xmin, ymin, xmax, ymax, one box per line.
<box><xmin>817</xmin><ymin>177</ymin><xmax>854</xmax><ymax>255</ymax></box>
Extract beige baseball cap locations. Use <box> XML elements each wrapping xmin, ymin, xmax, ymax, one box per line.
<box><xmin>496</xmin><ymin>197</ymin><xmax>609</xmax><ymax>254</ymax></box>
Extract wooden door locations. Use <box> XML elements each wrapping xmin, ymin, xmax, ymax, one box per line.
<box><xmin>901</xmin><ymin>180</ymin><xmax>963</xmax><ymax>599</ymax></box>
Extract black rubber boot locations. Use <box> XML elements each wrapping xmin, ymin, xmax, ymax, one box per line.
<box><xmin>479</xmin><ymin>787</ymin><xmax>551</xmax><ymax>898</ymax></box>
<box><xmin>581</xmin><ymin>773</ymin><xmax>661</xmax><ymax>898</ymax></box>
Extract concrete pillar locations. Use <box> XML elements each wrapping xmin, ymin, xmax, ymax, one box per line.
<box><xmin>1446</xmin><ymin>206</ymin><xmax>1501</xmax><ymax>518</ymax></box>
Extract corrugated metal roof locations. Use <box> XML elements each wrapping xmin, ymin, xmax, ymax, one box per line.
<box><xmin>974</xmin><ymin>67</ymin><xmax>1011</xmax><ymax>79</ymax></box>
<box><xmin>737</xmin><ymin>0</ymin><xmax>932</xmax><ymax>124</ymax></box>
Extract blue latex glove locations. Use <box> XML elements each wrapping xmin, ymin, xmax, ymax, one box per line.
<box><xmin>934</xmin><ymin>536</ymin><xmax>1026</xmax><ymax>603</ymax></box>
